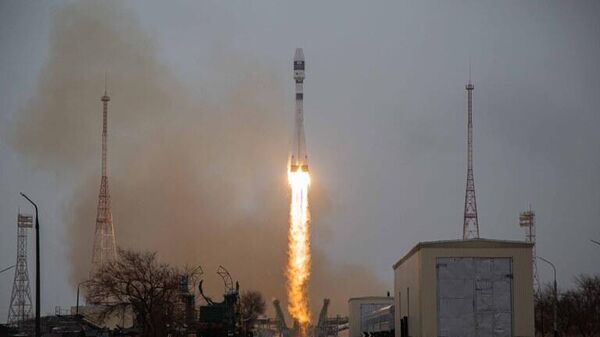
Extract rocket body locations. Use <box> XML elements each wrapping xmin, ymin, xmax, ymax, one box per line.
<box><xmin>291</xmin><ymin>48</ymin><xmax>308</xmax><ymax>172</ymax></box>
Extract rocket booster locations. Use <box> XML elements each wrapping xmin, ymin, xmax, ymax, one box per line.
<box><xmin>290</xmin><ymin>48</ymin><xmax>308</xmax><ymax>173</ymax></box>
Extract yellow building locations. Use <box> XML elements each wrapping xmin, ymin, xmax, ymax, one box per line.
<box><xmin>393</xmin><ymin>239</ymin><xmax>534</xmax><ymax>337</ymax></box>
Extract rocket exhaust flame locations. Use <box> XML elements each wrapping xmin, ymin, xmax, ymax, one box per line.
<box><xmin>287</xmin><ymin>48</ymin><xmax>311</xmax><ymax>335</ymax></box>
<box><xmin>287</xmin><ymin>169</ymin><xmax>311</xmax><ymax>331</ymax></box>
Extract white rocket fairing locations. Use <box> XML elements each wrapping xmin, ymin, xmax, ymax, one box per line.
<box><xmin>290</xmin><ymin>48</ymin><xmax>308</xmax><ymax>173</ymax></box>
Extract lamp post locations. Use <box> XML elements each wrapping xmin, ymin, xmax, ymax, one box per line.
<box><xmin>538</xmin><ymin>256</ymin><xmax>558</xmax><ymax>337</ymax></box>
<box><xmin>20</xmin><ymin>193</ymin><xmax>40</xmax><ymax>337</ymax></box>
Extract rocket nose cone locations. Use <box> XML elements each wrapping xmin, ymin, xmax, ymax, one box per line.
<box><xmin>294</xmin><ymin>48</ymin><xmax>304</xmax><ymax>62</ymax></box>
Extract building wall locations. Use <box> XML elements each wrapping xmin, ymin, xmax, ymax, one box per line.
<box><xmin>394</xmin><ymin>241</ymin><xmax>534</xmax><ymax>337</ymax></box>
<box><xmin>393</xmin><ymin>250</ymin><xmax>421</xmax><ymax>337</ymax></box>
<box><xmin>364</xmin><ymin>305</ymin><xmax>394</xmax><ymax>333</ymax></box>
<box><xmin>348</xmin><ymin>297</ymin><xmax>394</xmax><ymax>337</ymax></box>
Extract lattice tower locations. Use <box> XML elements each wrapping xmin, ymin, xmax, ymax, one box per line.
<box><xmin>463</xmin><ymin>72</ymin><xmax>480</xmax><ymax>240</ymax></box>
<box><xmin>7</xmin><ymin>213</ymin><xmax>34</xmax><ymax>330</ymax></box>
<box><xmin>91</xmin><ymin>84</ymin><xmax>117</xmax><ymax>273</ymax></box>
<box><xmin>519</xmin><ymin>208</ymin><xmax>539</xmax><ymax>289</ymax></box>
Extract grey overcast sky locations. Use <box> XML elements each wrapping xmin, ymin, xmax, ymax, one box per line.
<box><xmin>1</xmin><ymin>0</ymin><xmax>600</xmax><ymax>319</ymax></box>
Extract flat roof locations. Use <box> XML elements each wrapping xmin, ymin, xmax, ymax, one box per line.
<box><xmin>348</xmin><ymin>296</ymin><xmax>393</xmax><ymax>303</ymax></box>
<box><xmin>393</xmin><ymin>238</ymin><xmax>533</xmax><ymax>269</ymax></box>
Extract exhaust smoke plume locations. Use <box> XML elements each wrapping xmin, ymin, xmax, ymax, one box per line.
<box><xmin>6</xmin><ymin>1</ymin><xmax>385</xmax><ymax>316</ymax></box>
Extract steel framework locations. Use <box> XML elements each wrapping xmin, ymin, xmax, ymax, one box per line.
<box><xmin>462</xmin><ymin>72</ymin><xmax>480</xmax><ymax>240</ymax></box>
<box><xmin>7</xmin><ymin>213</ymin><xmax>34</xmax><ymax>330</ymax></box>
<box><xmin>519</xmin><ymin>208</ymin><xmax>538</xmax><ymax>289</ymax></box>
<box><xmin>91</xmin><ymin>84</ymin><xmax>117</xmax><ymax>273</ymax></box>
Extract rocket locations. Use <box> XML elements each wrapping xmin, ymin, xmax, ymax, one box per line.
<box><xmin>290</xmin><ymin>48</ymin><xmax>309</xmax><ymax>173</ymax></box>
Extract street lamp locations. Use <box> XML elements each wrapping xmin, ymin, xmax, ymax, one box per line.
<box><xmin>0</xmin><ymin>265</ymin><xmax>15</xmax><ymax>275</ymax></box>
<box><xmin>538</xmin><ymin>256</ymin><xmax>558</xmax><ymax>337</ymax></box>
<box><xmin>20</xmin><ymin>192</ymin><xmax>40</xmax><ymax>337</ymax></box>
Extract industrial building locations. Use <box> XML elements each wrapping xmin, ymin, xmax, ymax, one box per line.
<box><xmin>362</xmin><ymin>304</ymin><xmax>394</xmax><ymax>337</ymax></box>
<box><xmin>348</xmin><ymin>296</ymin><xmax>394</xmax><ymax>337</ymax></box>
<box><xmin>393</xmin><ymin>239</ymin><xmax>534</xmax><ymax>337</ymax></box>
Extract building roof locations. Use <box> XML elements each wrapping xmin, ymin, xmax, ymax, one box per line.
<box><xmin>348</xmin><ymin>296</ymin><xmax>393</xmax><ymax>303</ymax></box>
<box><xmin>393</xmin><ymin>238</ymin><xmax>533</xmax><ymax>269</ymax></box>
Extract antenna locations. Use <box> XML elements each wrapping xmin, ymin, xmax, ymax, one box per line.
<box><xmin>91</xmin><ymin>81</ymin><xmax>117</xmax><ymax>273</ymax></box>
<box><xmin>519</xmin><ymin>206</ymin><xmax>538</xmax><ymax>290</ymax></box>
<box><xmin>468</xmin><ymin>58</ymin><xmax>472</xmax><ymax>84</ymax></box>
<box><xmin>462</xmin><ymin>66</ymin><xmax>479</xmax><ymax>239</ymax></box>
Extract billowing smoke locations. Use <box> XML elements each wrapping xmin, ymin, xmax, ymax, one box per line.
<box><xmin>8</xmin><ymin>1</ymin><xmax>385</xmax><ymax>316</ymax></box>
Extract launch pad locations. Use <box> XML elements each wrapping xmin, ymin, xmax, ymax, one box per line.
<box><xmin>253</xmin><ymin>299</ymin><xmax>348</xmax><ymax>337</ymax></box>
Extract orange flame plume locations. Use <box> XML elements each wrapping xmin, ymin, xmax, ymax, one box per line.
<box><xmin>286</xmin><ymin>169</ymin><xmax>311</xmax><ymax>334</ymax></box>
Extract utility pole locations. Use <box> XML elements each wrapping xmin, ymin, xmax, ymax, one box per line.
<box><xmin>20</xmin><ymin>193</ymin><xmax>40</xmax><ymax>337</ymax></box>
<box><xmin>538</xmin><ymin>256</ymin><xmax>558</xmax><ymax>337</ymax></box>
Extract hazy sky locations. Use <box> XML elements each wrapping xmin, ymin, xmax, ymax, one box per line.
<box><xmin>1</xmin><ymin>0</ymin><xmax>600</xmax><ymax>320</ymax></box>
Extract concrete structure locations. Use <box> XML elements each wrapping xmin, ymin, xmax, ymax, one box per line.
<box><xmin>363</xmin><ymin>304</ymin><xmax>394</xmax><ymax>336</ymax></box>
<box><xmin>348</xmin><ymin>296</ymin><xmax>394</xmax><ymax>337</ymax></box>
<box><xmin>393</xmin><ymin>239</ymin><xmax>534</xmax><ymax>337</ymax></box>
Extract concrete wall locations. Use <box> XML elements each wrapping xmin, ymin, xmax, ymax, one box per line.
<box><xmin>393</xmin><ymin>250</ymin><xmax>421</xmax><ymax>337</ymax></box>
<box><xmin>394</xmin><ymin>240</ymin><xmax>534</xmax><ymax>337</ymax></box>
<box><xmin>348</xmin><ymin>297</ymin><xmax>394</xmax><ymax>337</ymax></box>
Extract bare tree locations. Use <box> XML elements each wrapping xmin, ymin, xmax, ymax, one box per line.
<box><xmin>565</xmin><ymin>275</ymin><xmax>600</xmax><ymax>337</ymax></box>
<box><xmin>535</xmin><ymin>274</ymin><xmax>600</xmax><ymax>337</ymax></box>
<box><xmin>85</xmin><ymin>249</ymin><xmax>183</xmax><ymax>337</ymax></box>
<box><xmin>240</xmin><ymin>290</ymin><xmax>266</xmax><ymax>329</ymax></box>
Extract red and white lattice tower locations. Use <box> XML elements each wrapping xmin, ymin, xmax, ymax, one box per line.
<box><xmin>7</xmin><ymin>212</ymin><xmax>34</xmax><ymax>330</ymax></box>
<box><xmin>462</xmin><ymin>70</ymin><xmax>480</xmax><ymax>240</ymax></box>
<box><xmin>91</xmin><ymin>83</ymin><xmax>117</xmax><ymax>273</ymax></box>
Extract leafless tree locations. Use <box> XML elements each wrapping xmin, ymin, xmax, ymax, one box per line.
<box><xmin>240</xmin><ymin>290</ymin><xmax>266</xmax><ymax>329</ymax></box>
<box><xmin>85</xmin><ymin>249</ymin><xmax>183</xmax><ymax>337</ymax></box>
<box><xmin>535</xmin><ymin>274</ymin><xmax>600</xmax><ymax>337</ymax></box>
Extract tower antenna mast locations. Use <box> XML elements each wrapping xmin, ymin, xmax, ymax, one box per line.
<box><xmin>91</xmin><ymin>77</ymin><xmax>117</xmax><ymax>272</ymax></box>
<box><xmin>7</xmin><ymin>212</ymin><xmax>34</xmax><ymax>332</ymax></box>
<box><xmin>519</xmin><ymin>206</ymin><xmax>539</xmax><ymax>289</ymax></box>
<box><xmin>463</xmin><ymin>66</ymin><xmax>480</xmax><ymax>239</ymax></box>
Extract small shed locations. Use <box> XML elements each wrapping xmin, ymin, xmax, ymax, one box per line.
<box><xmin>393</xmin><ymin>239</ymin><xmax>534</xmax><ymax>337</ymax></box>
